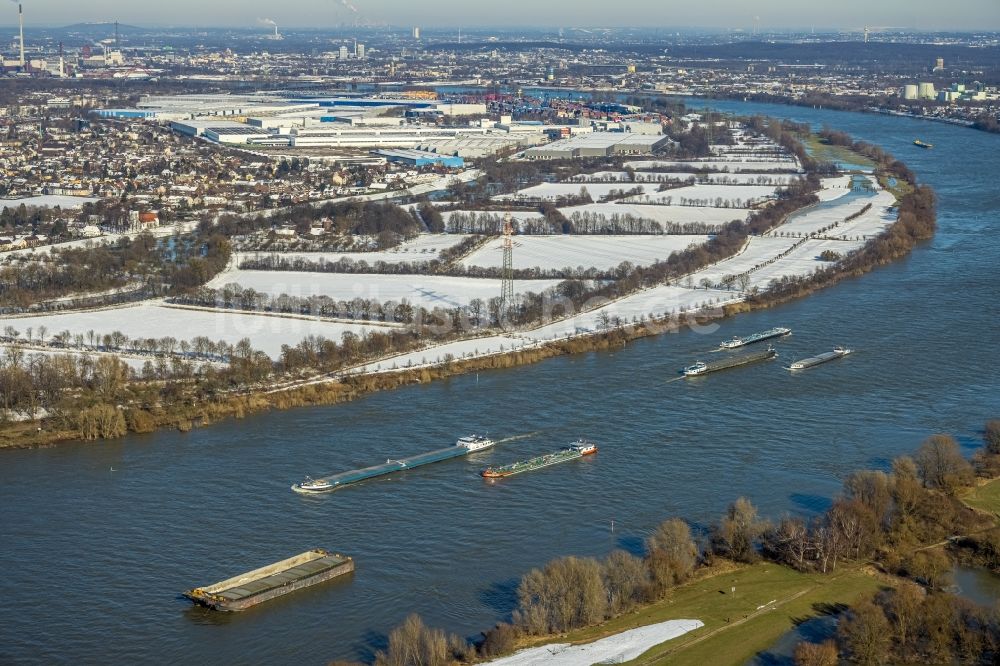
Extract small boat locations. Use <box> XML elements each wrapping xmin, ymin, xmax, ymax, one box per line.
<box><xmin>913</xmin><ymin>139</ymin><xmax>933</xmax><ymax>149</ymax></box>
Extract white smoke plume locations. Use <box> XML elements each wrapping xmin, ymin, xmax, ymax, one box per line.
<box><xmin>339</xmin><ymin>0</ymin><xmax>358</xmax><ymax>12</ymax></box>
<box><xmin>257</xmin><ymin>17</ymin><xmax>277</xmax><ymax>27</ymax></box>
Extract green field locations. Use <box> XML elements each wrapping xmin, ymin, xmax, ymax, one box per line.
<box><xmin>548</xmin><ymin>562</ymin><xmax>881</xmax><ymax>666</ymax></box>
<box><xmin>802</xmin><ymin>134</ymin><xmax>877</xmax><ymax>171</ymax></box>
<box><xmin>963</xmin><ymin>478</ymin><xmax>1000</xmax><ymax>517</ymax></box>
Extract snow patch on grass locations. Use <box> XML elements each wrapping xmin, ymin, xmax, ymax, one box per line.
<box><xmin>482</xmin><ymin>618</ymin><xmax>704</xmax><ymax>665</ymax></box>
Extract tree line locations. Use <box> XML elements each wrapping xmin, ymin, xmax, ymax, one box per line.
<box><xmin>0</xmin><ymin>227</ymin><xmax>230</xmax><ymax>309</ymax></box>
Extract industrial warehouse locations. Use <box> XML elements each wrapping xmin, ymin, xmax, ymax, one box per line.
<box><xmin>94</xmin><ymin>93</ymin><xmax>671</xmax><ymax>161</ymax></box>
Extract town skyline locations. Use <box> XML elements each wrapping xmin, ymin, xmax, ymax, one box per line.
<box><xmin>2</xmin><ymin>0</ymin><xmax>999</xmax><ymax>32</ymax></box>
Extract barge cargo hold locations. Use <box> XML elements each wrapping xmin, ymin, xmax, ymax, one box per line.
<box><xmin>789</xmin><ymin>347</ymin><xmax>853</xmax><ymax>370</ymax></box>
<box><xmin>684</xmin><ymin>346</ymin><xmax>778</xmax><ymax>377</ymax></box>
<box><xmin>184</xmin><ymin>549</ymin><xmax>354</xmax><ymax>611</ymax></box>
<box><xmin>481</xmin><ymin>440</ymin><xmax>597</xmax><ymax>479</ymax></box>
<box><xmin>293</xmin><ymin>435</ymin><xmax>495</xmax><ymax>494</ymax></box>
<box><xmin>719</xmin><ymin>327</ymin><xmax>791</xmax><ymax>349</ymax></box>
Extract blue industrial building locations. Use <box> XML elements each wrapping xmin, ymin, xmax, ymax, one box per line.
<box><xmin>95</xmin><ymin>109</ymin><xmax>159</xmax><ymax>119</ymax></box>
<box><xmin>375</xmin><ymin>149</ymin><xmax>464</xmax><ymax>168</ymax></box>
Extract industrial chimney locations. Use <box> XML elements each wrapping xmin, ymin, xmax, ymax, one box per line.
<box><xmin>18</xmin><ymin>3</ymin><xmax>25</xmax><ymax>69</ymax></box>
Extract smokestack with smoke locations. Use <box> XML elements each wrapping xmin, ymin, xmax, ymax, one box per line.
<box><xmin>257</xmin><ymin>17</ymin><xmax>279</xmax><ymax>38</ymax></box>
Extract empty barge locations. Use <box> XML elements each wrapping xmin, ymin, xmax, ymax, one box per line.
<box><xmin>719</xmin><ymin>327</ymin><xmax>791</xmax><ymax>349</ymax></box>
<box><xmin>184</xmin><ymin>549</ymin><xmax>354</xmax><ymax>611</ymax></box>
<box><xmin>684</xmin><ymin>346</ymin><xmax>778</xmax><ymax>377</ymax></box>
<box><xmin>293</xmin><ymin>435</ymin><xmax>495</xmax><ymax>494</ymax></box>
<box><xmin>789</xmin><ymin>347</ymin><xmax>853</xmax><ymax>370</ymax></box>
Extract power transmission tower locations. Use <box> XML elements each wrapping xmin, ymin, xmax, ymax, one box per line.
<box><xmin>500</xmin><ymin>212</ymin><xmax>515</xmax><ymax>324</ymax></box>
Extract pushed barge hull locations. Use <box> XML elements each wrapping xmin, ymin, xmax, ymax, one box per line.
<box><xmin>719</xmin><ymin>327</ymin><xmax>791</xmax><ymax>349</ymax></box>
<box><xmin>293</xmin><ymin>435</ymin><xmax>495</xmax><ymax>494</ymax></box>
<box><xmin>482</xmin><ymin>441</ymin><xmax>597</xmax><ymax>479</ymax></box>
<box><xmin>184</xmin><ymin>549</ymin><xmax>354</xmax><ymax>611</ymax></box>
<box><xmin>684</xmin><ymin>347</ymin><xmax>778</xmax><ymax>377</ymax></box>
<box><xmin>789</xmin><ymin>347</ymin><xmax>853</xmax><ymax>370</ymax></box>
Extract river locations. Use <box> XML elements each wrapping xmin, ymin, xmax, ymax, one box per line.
<box><xmin>1</xmin><ymin>102</ymin><xmax>999</xmax><ymax>665</ymax></box>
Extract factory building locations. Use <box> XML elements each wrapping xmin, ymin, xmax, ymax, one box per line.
<box><xmin>203</xmin><ymin>126</ymin><xmax>273</xmax><ymax>144</ymax></box>
<box><xmin>375</xmin><ymin>149</ymin><xmax>464</xmax><ymax>168</ymax></box>
<box><xmin>523</xmin><ymin>132</ymin><xmax>668</xmax><ymax>160</ymax></box>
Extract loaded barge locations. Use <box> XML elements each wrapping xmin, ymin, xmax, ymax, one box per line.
<box><xmin>789</xmin><ymin>347</ymin><xmax>853</xmax><ymax>370</ymax></box>
<box><xmin>293</xmin><ymin>435</ymin><xmax>495</xmax><ymax>494</ymax></box>
<box><xmin>481</xmin><ymin>440</ymin><xmax>597</xmax><ymax>479</ymax></box>
<box><xmin>184</xmin><ymin>549</ymin><xmax>354</xmax><ymax>611</ymax></box>
<box><xmin>684</xmin><ymin>346</ymin><xmax>778</xmax><ymax>377</ymax></box>
<box><xmin>719</xmin><ymin>327</ymin><xmax>791</xmax><ymax>349</ymax></box>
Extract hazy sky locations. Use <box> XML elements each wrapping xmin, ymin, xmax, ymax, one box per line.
<box><xmin>6</xmin><ymin>0</ymin><xmax>1000</xmax><ymax>31</ymax></box>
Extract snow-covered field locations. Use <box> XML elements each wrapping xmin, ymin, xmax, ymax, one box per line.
<box><xmin>0</xmin><ymin>303</ymin><xmax>378</xmax><ymax>358</ymax></box>
<box><xmin>560</xmin><ymin>203</ymin><xmax>750</xmax><ymax>227</ymax></box>
<box><xmin>624</xmin><ymin>159</ymin><xmax>802</xmax><ymax>172</ymax></box>
<box><xmin>208</xmin><ymin>271</ymin><xmax>566</xmax><ymax>309</ymax></box>
<box><xmin>356</xmin><ymin>285</ymin><xmax>739</xmax><ymax>372</ymax></box>
<box><xmin>624</xmin><ymin>183</ymin><xmax>780</xmax><ymax>207</ymax></box>
<box><xmin>523</xmin><ymin>284</ymin><xmax>738</xmax><ymax>341</ymax></box>
<box><xmin>0</xmin><ymin>195</ymin><xmax>101</xmax><ymax>210</ymax></box>
<box><xmin>356</xmin><ymin>334</ymin><xmax>538</xmax><ymax>372</ymax></box>
<box><xmin>482</xmin><ymin>619</ymin><xmax>704</xmax><ymax>666</ymax></box>
<box><xmin>823</xmin><ymin>192</ymin><xmax>897</xmax><ymax>239</ymax></box>
<box><xmin>234</xmin><ymin>233</ymin><xmax>472</xmax><ymax>267</ymax></box>
<box><xmin>459</xmin><ymin>235</ymin><xmax>710</xmax><ymax>272</ymax></box>
<box><xmin>569</xmin><ymin>171</ymin><xmax>801</xmax><ymax>185</ymax></box>
<box><xmin>816</xmin><ymin>176</ymin><xmax>855</xmax><ymax>202</ymax></box>
<box><xmin>765</xmin><ymin>190</ymin><xmax>893</xmax><ymax>239</ymax></box>
<box><xmin>687</xmin><ymin>236</ymin><xmax>797</xmax><ymax>285</ymax></box>
<box><xmin>496</xmin><ymin>182</ymin><xmax>650</xmax><ymax>202</ymax></box>
<box><xmin>748</xmin><ymin>238</ymin><xmax>866</xmax><ymax>288</ymax></box>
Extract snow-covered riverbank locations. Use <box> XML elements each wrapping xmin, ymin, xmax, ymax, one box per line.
<box><xmin>483</xmin><ymin>618</ymin><xmax>704</xmax><ymax>665</ymax></box>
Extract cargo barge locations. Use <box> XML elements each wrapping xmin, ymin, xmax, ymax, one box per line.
<box><xmin>684</xmin><ymin>346</ymin><xmax>778</xmax><ymax>377</ymax></box>
<box><xmin>914</xmin><ymin>139</ymin><xmax>933</xmax><ymax>149</ymax></box>
<box><xmin>719</xmin><ymin>327</ymin><xmax>791</xmax><ymax>349</ymax></box>
<box><xmin>789</xmin><ymin>347</ymin><xmax>853</xmax><ymax>370</ymax></box>
<box><xmin>481</xmin><ymin>440</ymin><xmax>597</xmax><ymax>479</ymax></box>
<box><xmin>293</xmin><ymin>435</ymin><xmax>495</xmax><ymax>494</ymax></box>
<box><xmin>184</xmin><ymin>549</ymin><xmax>354</xmax><ymax>611</ymax></box>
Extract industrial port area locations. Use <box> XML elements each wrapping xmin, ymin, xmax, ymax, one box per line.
<box><xmin>2</xmin><ymin>2</ymin><xmax>1000</xmax><ymax>665</ymax></box>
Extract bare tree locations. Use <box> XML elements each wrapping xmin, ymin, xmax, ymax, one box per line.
<box><xmin>914</xmin><ymin>434</ymin><xmax>974</xmax><ymax>493</ymax></box>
